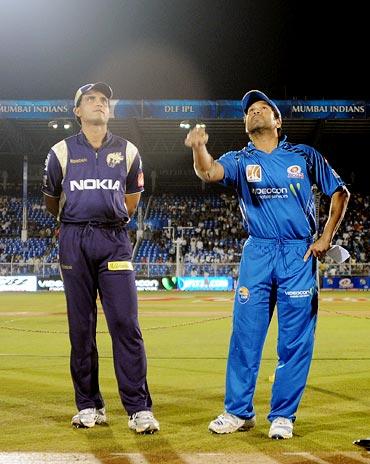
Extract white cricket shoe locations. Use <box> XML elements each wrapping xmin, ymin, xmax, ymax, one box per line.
<box><xmin>128</xmin><ymin>411</ymin><xmax>160</xmax><ymax>434</ymax></box>
<box><xmin>268</xmin><ymin>417</ymin><xmax>293</xmax><ymax>439</ymax></box>
<box><xmin>208</xmin><ymin>412</ymin><xmax>256</xmax><ymax>434</ymax></box>
<box><xmin>71</xmin><ymin>407</ymin><xmax>107</xmax><ymax>428</ymax></box>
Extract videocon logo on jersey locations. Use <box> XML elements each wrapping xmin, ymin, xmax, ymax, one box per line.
<box><xmin>289</xmin><ymin>182</ymin><xmax>301</xmax><ymax>197</ymax></box>
<box><xmin>251</xmin><ymin>186</ymin><xmax>288</xmax><ymax>199</ymax></box>
<box><xmin>285</xmin><ymin>288</ymin><xmax>313</xmax><ymax>298</ymax></box>
<box><xmin>70</xmin><ymin>179</ymin><xmax>121</xmax><ymax>191</ymax></box>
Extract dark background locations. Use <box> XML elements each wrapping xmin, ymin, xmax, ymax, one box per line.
<box><xmin>0</xmin><ymin>0</ymin><xmax>368</xmax><ymax>192</ymax></box>
<box><xmin>0</xmin><ymin>0</ymin><xmax>368</xmax><ymax>101</ymax></box>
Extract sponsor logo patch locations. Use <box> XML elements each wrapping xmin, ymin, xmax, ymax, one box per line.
<box><xmin>108</xmin><ymin>261</ymin><xmax>133</xmax><ymax>271</ymax></box>
<box><xmin>70</xmin><ymin>158</ymin><xmax>88</xmax><ymax>164</ymax></box>
<box><xmin>60</xmin><ymin>264</ymin><xmax>72</xmax><ymax>270</ymax></box>
<box><xmin>246</xmin><ymin>165</ymin><xmax>262</xmax><ymax>182</ymax></box>
<box><xmin>285</xmin><ymin>288</ymin><xmax>313</xmax><ymax>298</ymax></box>
<box><xmin>287</xmin><ymin>165</ymin><xmax>304</xmax><ymax>179</ymax></box>
<box><xmin>238</xmin><ymin>286</ymin><xmax>250</xmax><ymax>304</ymax></box>
<box><xmin>251</xmin><ymin>186</ymin><xmax>288</xmax><ymax>199</ymax></box>
<box><xmin>70</xmin><ymin>179</ymin><xmax>120</xmax><ymax>191</ymax></box>
<box><xmin>289</xmin><ymin>183</ymin><xmax>301</xmax><ymax>197</ymax></box>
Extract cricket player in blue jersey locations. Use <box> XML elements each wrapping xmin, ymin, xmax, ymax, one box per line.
<box><xmin>185</xmin><ymin>90</ymin><xmax>350</xmax><ymax>439</ymax></box>
<box><xmin>42</xmin><ymin>82</ymin><xmax>159</xmax><ymax>433</ymax></box>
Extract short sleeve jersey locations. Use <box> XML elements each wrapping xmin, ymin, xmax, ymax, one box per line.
<box><xmin>42</xmin><ymin>131</ymin><xmax>144</xmax><ymax>223</ymax></box>
<box><xmin>218</xmin><ymin>137</ymin><xmax>345</xmax><ymax>239</ymax></box>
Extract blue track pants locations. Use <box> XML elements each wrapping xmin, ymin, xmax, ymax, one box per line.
<box><xmin>225</xmin><ymin>235</ymin><xmax>318</xmax><ymax>422</ymax></box>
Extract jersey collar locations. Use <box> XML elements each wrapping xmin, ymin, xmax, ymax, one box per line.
<box><xmin>245</xmin><ymin>134</ymin><xmax>287</xmax><ymax>153</ymax></box>
<box><xmin>77</xmin><ymin>130</ymin><xmax>113</xmax><ymax>147</ymax></box>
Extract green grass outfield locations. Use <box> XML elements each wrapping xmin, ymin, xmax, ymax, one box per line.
<box><xmin>0</xmin><ymin>291</ymin><xmax>369</xmax><ymax>460</ymax></box>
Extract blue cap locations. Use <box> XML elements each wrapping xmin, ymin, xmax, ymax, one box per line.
<box><xmin>241</xmin><ymin>90</ymin><xmax>281</xmax><ymax>119</ymax></box>
<box><xmin>74</xmin><ymin>82</ymin><xmax>113</xmax><ymax>106</ymax></box>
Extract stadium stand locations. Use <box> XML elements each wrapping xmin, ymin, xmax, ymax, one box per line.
<box><xmin>0</xmin><ymin>189</ymin><xmax>369</xmax><ymax>278</ymax></box>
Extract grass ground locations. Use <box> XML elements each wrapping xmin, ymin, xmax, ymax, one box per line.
<box><xmin>0</xmin><ymin>291</ymin><xmax>369</xmax><ymax>463</ymax></box>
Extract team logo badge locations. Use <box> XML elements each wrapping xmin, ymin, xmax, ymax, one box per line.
<box><xmin>238</xmin><ymin>286</ymin><xmax>250</xmax><ymax>304</ymax></box>
<box><xmin>106</xmin><ymin>152</ymin><xmax>124</xmax><ymax>168</ymax></box>
<box><xmin>339</xmin><ymin>278</ymin><xmax>353</xmax><ymax>289</ymax></box>
<box><xmin>287</xmin><ymin>165</ymin><xmax>304</xmax><ymax>179</ymax></box>
<box><xmin>246</xmin><ymin>165</ymin><xmax>262</xmax><ymax>182</ymax></box>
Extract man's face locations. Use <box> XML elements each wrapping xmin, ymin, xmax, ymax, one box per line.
<box><xmin>74</xmin><ymin>90</ymin><xmax>110</xmax><ymax>126</ymax></box>
<box><xmin>244</xmin><ymin>100</ymin><xmax>281</xmax><ymax>134</ymax></box>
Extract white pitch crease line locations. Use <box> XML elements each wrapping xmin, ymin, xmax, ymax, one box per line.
<box><xmin>284</xmin><ymin>452</ymin><xmax>333</xmax><ymax>464</ymax></box>
<box><xmin>0</xmin><ymin>453</ymin><xmax>102</xmax><ymax>464</ymax></box>
<box><xmin>181</xmin><ymin>453</ymin><xmax>280</xmax><ymax>464</ymax></box>
<box><xmin>110</xmin><ymin>453</ymin><xmax>150</xmax><ymax>464</ymax></box>
<box><xmin>237</xmin><ymin>454</ymin><xmax>281</xmax><ymax>464</ymax></box>
<box><xmin>341</xmin><ymin>452</ymin><xmax>370</xmax><ymax>462</ymax></box>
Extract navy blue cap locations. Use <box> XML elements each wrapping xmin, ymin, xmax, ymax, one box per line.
<box><xmin>74</xmin><ymin>82</ymin><xmax>113</xmax><ymax>106</ymax></box>
<box><xmin>241</xmin><ymin>90</ymin><xmax>281</xmax><ymax>119</ymax></box>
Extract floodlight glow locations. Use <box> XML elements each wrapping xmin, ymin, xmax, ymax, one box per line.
<box><xmin>179</xmin><ymin>120</ymin><xmax>191</xmax><ymax>130</ymax></box>
<box><xmin>48</xmin><ymin>121</ymin><xmax>58</xmax><ymax>129</ymax></box>
<box><xmin>179</xmin><ymin>120</ymin><xmax>206</xmax><ymax>130</ymax></box>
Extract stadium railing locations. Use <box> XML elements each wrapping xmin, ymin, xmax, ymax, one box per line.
<box><xmin>1</xmin><ymin>261</ymin><xmax>369</xmax><ymax>278</ymax></box>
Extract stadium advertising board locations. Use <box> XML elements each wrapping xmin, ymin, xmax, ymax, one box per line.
<box><xmin>0</xmin><ymin>276</ymin><xmax>37</xmax><ymax>292</ymax></box>
<box><xmin>35</xmin><ymin>277</ymin><xmax>164</xmax><ymax>292</ymax></box>
<box><xmin>143</xmin><ymin>100</ymin><xmax>217</xmax><ymax>119</ymax></box>
<box><xmin>1</xmin><ymin>100</ymin><xmax>369</xmax><ymax>120</ymax></box>
<box><xmin>135</xmin><ymin>278</ymin><xmax>160</xmax><ymax>291</ymax></box>
<box><xmin>0</xmin><ymin>100</ymin><xmax>72</xmax><ymax>119</ymax></box>
<box><xmin>177</xmin><ymin>276</ymin><xmax>233</xmax><ymax>291</ymax></box>
<box><xmin>37</xmin><ymin>276</ymin><xmax>64</xmax><ymax>292</ymax></box>
<box><xmin>322</xmin><ymin>276</ymin><xmax>370</xmax><ymax>290</ymax></box>
<box><xmin>33</xmin><ymin>276</ymin><xmax>234</xmax><ymax>292</ymax></box>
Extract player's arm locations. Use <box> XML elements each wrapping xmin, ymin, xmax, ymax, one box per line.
<box><xmin>125</xmin><ymin>192</ymin><xmax>141</xmax><ymax>218</ymax></box>
<box><xmin>42</xmin><ymin>150</ymin><xmax>63</xmax><ymax>219</ymax></box>
<box><xmin>125</xmin><ymin>146</ymin><xmax>144</xmax><ymax>218</ymax></box>
<box><xmin>43</xmin><ymin>194</ymin><xmax>60</xmax><ymax>219</ymax></box>
<box><xmin>185</xmin><ymin>126</ymin><xmax>224</xmax><ymax>183</ymax></box>
<box><xmin>304</xmin><ymin>186</ymin><xmax>350</xmax><ymax>261</ymax></box>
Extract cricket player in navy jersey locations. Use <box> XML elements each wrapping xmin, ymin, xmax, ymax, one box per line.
<box><xmin>42</xmin><ymin>82</ymin><xmax>159</xmax><ymax>433</ymax></box>
<box><xmin>185</xmin><ymin>90</ymin><xmax>350</xmax><ymax>439</ymax></box>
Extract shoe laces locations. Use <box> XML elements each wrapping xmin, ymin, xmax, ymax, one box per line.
<box><xmin>131</xmin><ymin>411</ymin><xmax>154</xmax><ymax>420</ymax></box>
<box><xmin>214</xmin><ymin>412</ymin><xmax>238</xmax><ymax>426</ymax></box>
<box><xmin>80</xmin><ymin>408</ymin><xmax>96</xmax><ymax>416</ymax></box>
<box><xmin>273</xmin><ymin>417</ymin><xmax>292</xmax><ymax>427</ymax></box>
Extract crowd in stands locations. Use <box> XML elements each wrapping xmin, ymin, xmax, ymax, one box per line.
<box><xmin>137</xmin><ymin>193</ymin><xmax>246</xmax><ymax>276</ymax></box>
<box><xmin>318</xmin><ymin>192</ymin><xmax>370</xmax><ymax>274</ymax></box>
<box><xmin>0</xmin><ymin>187</ymin><xmax>369</xmax><ymax>277</ymax></box>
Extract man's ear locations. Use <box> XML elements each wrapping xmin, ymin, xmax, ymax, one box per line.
<box><xmin>73</xmin><ymin>106</ymin><xmax>80</xmax><ymax>118</ymax></box>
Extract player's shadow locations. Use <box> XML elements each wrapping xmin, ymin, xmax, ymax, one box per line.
<box><xmin>81</xmin><ymin>419</ymin><xmax>188</xmax><ymax>464</ymax></box>
<box><xmin>132</xmin><ymin>432</ymin><xmax>188</xmax><ymax>464</ymax></box>
<box><xmin>306</xmin><ymin>384</ymin><xmax>370</xmax><ymax>404</ymax></box>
